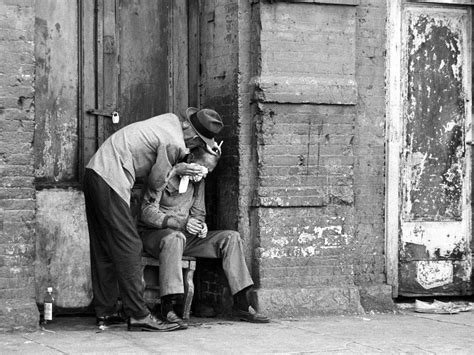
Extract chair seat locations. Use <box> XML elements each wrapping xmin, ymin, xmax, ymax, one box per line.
<box><xmin>141</xmin><ymin>253</ymin><xmax>196</xmax><ymax>269</ymax></box>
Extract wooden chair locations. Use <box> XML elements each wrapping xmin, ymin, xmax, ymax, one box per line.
<box><xmin>141</xmin><ymin>253</ymin><xmax>196</xmax><ymax>320</ymax></box>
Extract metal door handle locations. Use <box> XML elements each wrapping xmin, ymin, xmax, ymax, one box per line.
<box><xmin>87</xmin><ymin>109</ymin><xmax>120</xmax><ymax>124</ymax></box>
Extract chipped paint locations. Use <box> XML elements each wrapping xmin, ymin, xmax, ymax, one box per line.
<box><xmin>271</xmin><ymin>236</ymin><xmax>289</xmax><ymax>248</ymax></box>
<box><xmin>403</xmin><ymin>12</ymin><xmax>465</xmax><ymax>220</ymax></box>
<box><xmin>261</xmin><ymin>225</ymin><xmax>352</xmax><ymax>259</ymax></box>
<box><xmin>416</xmin><ymin>261</ymin><xmax>453</xmax><ymax>289</ymax></box>
<box><xmin>299</xmin><ymin>226</ymin><xmax>351</xmax><ymax>249</ymax></box>
<box><xmin>399</xmin><ymin>8</ymin><xmax>471</xmax><ymax>296</ymax></box>
<box><xmin>35</xmin><ymin>4</ymin><xmax>79</xmax><ymax>182</ymax></box>
<box><xmin>35</xmin><ymin>109</ymin><xmax>78</xmax><ymax>181</ymax></box>
<box><xmin>401</xmin><ymin>222</ymin><xmax>468</xmax><ymax>260</ymax></box>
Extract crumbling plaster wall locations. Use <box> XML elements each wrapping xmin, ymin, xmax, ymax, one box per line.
<box><xmin>33</xmin><ymin>1</ymin><xmax>91</xmax><ymax>311</ymax></box>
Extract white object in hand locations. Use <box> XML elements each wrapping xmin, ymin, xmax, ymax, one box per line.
<box><xmin>179</xmin><ymin>165</ymin><xmax>208</xmax><ymax>193</ymax></box>
<box><xmin>179</xmin><ymin>175</ymin><xmax>190</xmax><ymax>193</ymax></box>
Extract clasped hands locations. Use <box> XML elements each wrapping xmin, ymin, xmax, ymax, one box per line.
<box><xmin>186</xmin><ymin>217</ymin><xmax>208</xmax><ymax>239</ymax></box>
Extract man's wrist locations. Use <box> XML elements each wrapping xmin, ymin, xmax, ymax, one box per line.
<box><xmin>164</xmin><ymin>216</ymin><xmax>180</xmax><ymax>229</ymax></box>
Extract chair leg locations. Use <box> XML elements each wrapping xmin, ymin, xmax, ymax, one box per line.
<box><xmin>182</xmin><ymin>267</ymin><xmax>195</xmax><ymax>320</ymax></box>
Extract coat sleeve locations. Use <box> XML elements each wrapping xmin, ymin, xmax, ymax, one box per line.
<box><xmin>145</xmin><ymin>143</ymin><xmax>185</xmax><ymax>204</ymax></box>
<box><xmin>140</xmin><ymin>188</ymin><xmax>169</xmax><ymax>229</ymax></box>
<box><xmin>189</xmin><ymin>181</ymin><xmax>206</xmax><ymax>222</ymax></box>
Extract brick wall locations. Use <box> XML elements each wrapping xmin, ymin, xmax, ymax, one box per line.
<box><xmin>0</xmin><ymin>0</ymin><xmax>39</xmax><ymax>331</ymax></box>
<box><xmin>352</xmin><ymin>0</ymin><xmax>387</xmax><ymax>286</ymax></box>
<box><xmin>238</xmin><ymin>0</ymin><xmax>260</xmax><ymax>274</ymax></box>
<box><xmin>196</xmin><ymin>0</ymin><xmax>392</xmax><ymax>316</ymax></box>
<box><xmin>252</xmin><ymin>0</ymin><xmax>392</xmax><ymax>316</ymax></box>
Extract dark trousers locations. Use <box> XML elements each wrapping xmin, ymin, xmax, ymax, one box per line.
<box><xmin>83</xmin><ymin>168</ymin><xmax>148</xmax><ymax>318</ymax></box>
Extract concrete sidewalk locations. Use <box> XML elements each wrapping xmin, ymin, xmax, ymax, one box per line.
<box><xmin>1</xmin><ymin>309</ymin><xmax>474</xmax><ymax>354</ymax></box>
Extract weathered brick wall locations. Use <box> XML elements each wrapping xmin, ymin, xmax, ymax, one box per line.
<box><xmin>195</xmin><ymin>0</ymin><xmax>392</xmax><ymax>316</ymax></box>
<box><xmin>238</xmin><ymin>0</ymin><xmax>260</xmax><ymax>273</ymax></box>
<box><xmin>352</xmin><ymin>0</ymin><xmax>387</xmax><ymax>286</ymax></box>
<box><xmin>0</xmin><ymin>0</ymin><xmax>40</xmax><ymax>331</ymax></box>
<box><xmin>252</xmin><ymin>0</ymin><xmax>392</xmax><ymax>316</ymax></box>
<box><xmin>352</xmin><ymin>0</ymin><xmax>391</xmax><ymax>310</ymax></box>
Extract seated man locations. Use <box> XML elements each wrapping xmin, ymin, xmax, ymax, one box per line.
<box><xmin>138</xmin><ymin>145</ymin><xmax>269</xmax><ymax>328</ymax></box>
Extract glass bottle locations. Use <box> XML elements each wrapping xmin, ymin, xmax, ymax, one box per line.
<box><xmin>44</xmin><ymin>287</ymin><xmax>54</xmax><ymax>324</ymax></box>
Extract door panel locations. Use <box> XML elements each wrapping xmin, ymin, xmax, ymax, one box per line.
<box><xmin>117</xmin><ymin>0</ymin><xmax>171</xmax><ymax>129</ymax></box>
<box><xmin>81</xmin><ymin>0</ymin><xmax>193</xmax><ymax>169</ymax></box>
<box><xmin>399</xmin><ymin>6</ymin><xmax>472</xmax><ymax>296</ymax></box>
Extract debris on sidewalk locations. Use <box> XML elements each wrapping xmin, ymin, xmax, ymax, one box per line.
<box><xmin>414</xmin><ymin>299</ymin><xmax>473</xmax><ymax>314</ymax></box>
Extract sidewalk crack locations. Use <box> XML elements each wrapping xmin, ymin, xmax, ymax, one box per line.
<box><xmin>410</xmin><ymin>314</ymin><xmax>474</xmax><ymax>328</ymax></box>
<box><xmin>21</xmin><ymin>334</ymin><xmax>68</xmax><ymax>354</ymax></box>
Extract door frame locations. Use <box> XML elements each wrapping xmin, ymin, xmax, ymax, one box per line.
<box><xmin>386</xmin><ymin>0</ymin><xmax>474</xmax><ymax>297</ymax></box>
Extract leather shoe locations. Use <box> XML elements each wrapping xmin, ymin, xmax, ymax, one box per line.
<box><xmin>96</xmin><ymin>311</ymin><xmax>126</xmax><ymax>327</ymax></box>
<box><xmin>128</xmin><ymin>314</ymin><xmax>180</xmax><ymax>332</ymax></box>
<box><xmin>234</xmin><ymin>306</ymin><xmax>270</xmax><ymax>323</ymax></box>
<box><xmin>165</xmin><ymin>310</ymin><xmax>188</xmax><ymax>330</ymax></box>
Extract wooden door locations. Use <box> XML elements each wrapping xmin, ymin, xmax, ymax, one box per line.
<box><xmin>398</xmin><ymin>4</ymin><xmax>472</xmax><ymax>296</ymax></box>
<box><xmin>80</xmin><ymin>0</ymin><xmax>198</xmax><ymax>170</ymax></box>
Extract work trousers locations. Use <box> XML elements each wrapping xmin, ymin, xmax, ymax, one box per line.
<box><xmin>140</xmin><ymin>228</ymin><xmax>254</xmax><ymax>297</ymax></box>
<box><xmin>83</xmin><ymin>169</ymin><xmax>149</xmax><ymax>319</ymax></box>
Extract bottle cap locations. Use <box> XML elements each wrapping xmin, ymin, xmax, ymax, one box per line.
<box><xmin>47</xmin><ymin>287</ymin><xmax>53</xmax><ymax>292</ymax></box>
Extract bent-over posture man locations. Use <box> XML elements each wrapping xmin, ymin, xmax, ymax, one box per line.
<box><xmin>83</xmin><ymin>108</ymin><xmax>223</xmax><ymax>331</ymax></box>
<box><xmin>138</xmin><ymin>145</ymin><xmax>270</xmax><ymax>329</ymax></box>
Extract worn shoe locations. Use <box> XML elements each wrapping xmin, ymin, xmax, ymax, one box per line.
<box><xmin>433</xmin><ymin>299</ymin><xmax>473</xmax><ymax>312</ymax></box>
<box><xmin>234</xmin><ymin>306</ymin><xmax>270</xmax><ymax>323</ymax></box>
<box><xmin>414</xmin><ymin>299</ymin><xmax>460</xmax><ymax>314</ymax></box>
<box><xmin>128</xmin><ymin>314</ymin><xmax>180</xmax><ymax>332</ymax></box>
<box><xmin>165</xmin><ymin>310</ymin><xmax>188</xmax><ymax>330</ymax></box>
<box><xmin>96</xmin><ymin>312</ymin><xmax>126</xmax><ymax>327</ymax></box>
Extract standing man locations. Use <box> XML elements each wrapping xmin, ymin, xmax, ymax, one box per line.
<box><xmin>83</xmin><ymin>108</ymin><xmax>223</xmax><ymax>331</ymax></box>
<box><xmin>138</xmin><ymin>145</ymin><xmax>270</xmax><ymax>329</ymax></box>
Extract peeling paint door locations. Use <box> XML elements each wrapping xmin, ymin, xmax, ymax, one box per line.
<box><xmin>81</xmin><ymin>0</ymin><xmax>195</xmax><ymax>169</ymax></box>
<box><xmin>399</xmin><ymin>5</ymin><xmax>472</xmax><ymax>296</ymax></box>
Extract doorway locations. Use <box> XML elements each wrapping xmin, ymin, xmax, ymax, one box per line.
<box><xmin>79</xmin><ymin>0</ymin><xmax>200</xmax><ymax>174</ymax></box>
<box><xmin>386</xmin><ymin>0</ymin><xmax>473</xmax><ymax>297</ymax></box>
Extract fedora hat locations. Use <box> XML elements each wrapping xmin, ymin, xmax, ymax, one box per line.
<box><xmin>186</xmin><ymin>107</ymin><xmax>224</xmax><ymax>149</ymax></box>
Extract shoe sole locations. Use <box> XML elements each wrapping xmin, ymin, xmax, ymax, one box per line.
<box><xmin>128</xmin><ymin>325</ymin><xmax>180</xmax><ymax>332</ymax></box>
<box><xmin>166</xmin><ymin>318</ymin><xmax>188</xmax><ymax>330</ymax></box>
<box><xmin>165</xmin><ymin>312</ymin><xmax>188</xmax><ymax>330</ymax></box>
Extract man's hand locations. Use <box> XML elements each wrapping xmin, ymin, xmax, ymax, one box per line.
<box><xmin>186</xmin><ymin>217</ymin><xmax>203</xmax><ymax>235</ymax></box>
<box><xmin>172</xmin><ymin>163</ymin><xmax>204</xmax><ymax>178</ymax></box>
<box><xmin>198</xmin><ymin>223</ymin><xmax>208</xmax><ymax>239</ymax></box>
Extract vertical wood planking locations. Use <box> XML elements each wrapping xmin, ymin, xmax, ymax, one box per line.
<box><xmin>188</xmin><ymin>0</ymin><xmax>201</xmax><ymax>108</ymax></box>
<box><xmin>101</xmin><ymin>0</ymin><xmax>118</xmax><ymax>143</ymax></box>
<box><xmin>96</xmin><ymin>0</ymin><xmax>105</xmax><ymax>147</ymax></box>
<box><xmin>170</xmin><ymin>0</ymin><xmax>189</xmax><ymax>114</ymax></box>
<box><xmin>80</xmin><ymin>0</ymin><xmax>98</xmax><ymax>172</ymax></box>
